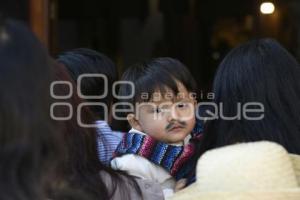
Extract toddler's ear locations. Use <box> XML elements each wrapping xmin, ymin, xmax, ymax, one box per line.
<box><xmin>127</xmin><ymin>114</ymin><xmax>143</xmax><ymax>131</ymax></box>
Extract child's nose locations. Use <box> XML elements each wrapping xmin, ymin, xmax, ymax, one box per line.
<box><xmin>167</xmin><ymin>108</ymin><xmax>181</xmax><ymax>122</ymax></box>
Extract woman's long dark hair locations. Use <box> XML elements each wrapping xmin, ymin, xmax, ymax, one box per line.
<box><xmin>0</xmin><ymin>20</ymin><xmax>61</xmax><ymax>199</ymax></box>
<box><xmin>200</xmin><ymin>38</ymin><xmax>300</xmax><ymax>155</ymax></box>
<box><xmin>52</xmin><ymin>64</ymin><xmax>141</xmax><ymax>200</ymax></box>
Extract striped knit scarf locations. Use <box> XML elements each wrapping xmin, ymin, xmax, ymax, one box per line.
<box><xmin>114</xmin><ymin>121</ymin><xmax>203</xmax><ymax>180</ymax></box>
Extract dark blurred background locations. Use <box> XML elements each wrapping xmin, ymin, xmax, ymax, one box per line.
<box><xmin>1</xmin><ymin>0</ymin><xmax>300</xmax><ymax>95</ymax></box>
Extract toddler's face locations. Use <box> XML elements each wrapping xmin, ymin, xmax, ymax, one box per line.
<box><xmin>128</xmin><ymin>82</ymin><xmax>196</xmax><ymax>144</ymax></box>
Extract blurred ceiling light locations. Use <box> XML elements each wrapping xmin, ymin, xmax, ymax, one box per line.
<box><xmin>260</xmin><ymin>2</ymin><xmax>275</xmax><ymax>14</ymax></box>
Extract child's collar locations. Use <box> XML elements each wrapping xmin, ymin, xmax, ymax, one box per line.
<box><xmin>129</xmin><ymin>128</ymin><xmax>146</xmax><ymax>135</ymax></box>
<box><xmin>128</xmin><ymin>128</ymin><xmax>188</xmax><ymax>146</ymax></box>
<box><xmin>114</xmin><ymin>129</ymin><xmax>203</xmax><ymax>180</ymax></box>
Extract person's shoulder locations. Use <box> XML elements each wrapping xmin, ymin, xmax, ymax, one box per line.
<box><xmin>99</xmin><ymin>170</ymin><xmax>164</xmax><ymax>200</ymax></box>
<box><xmin>135</xmin><ymin>178</ymin><xmax>165</xmax><ymax>200</ymax></box>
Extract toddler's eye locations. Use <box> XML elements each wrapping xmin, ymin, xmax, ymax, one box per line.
<box><xmin>156</xmin><ymin>107</ymin><xmax>162</xmax><ymax>113</ymax></box>
<box><xmin>177</xmin><ymin>102</ymin><xmax>188</xmax><ymax>109</ymax></box>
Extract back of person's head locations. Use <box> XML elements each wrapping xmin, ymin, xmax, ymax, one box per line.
<box><xmin>202</xmin><ymin>38</ymin><xmax>300</xmax><ymax>154</ymax></box>
<box><xmin>57</xmin><ymin>49</ymin><xmax>117</xmax><ymax>121</ymax></box>
<box><xmin>0</xmin><ymin>19</ymin><xmax>61</xmax><ymax>200</ymax></box>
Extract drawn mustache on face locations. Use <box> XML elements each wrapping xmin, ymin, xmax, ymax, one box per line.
<box><xmin>165</xmin><ymin>120</ymin><xmax>187</xmax><ymax>131</ymax></box>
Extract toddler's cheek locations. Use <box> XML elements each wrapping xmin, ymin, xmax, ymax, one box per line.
<box><xmin>147</xmin><ymin>130</ymin><xmax>166</xmax><ymax>141</ymax></box>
